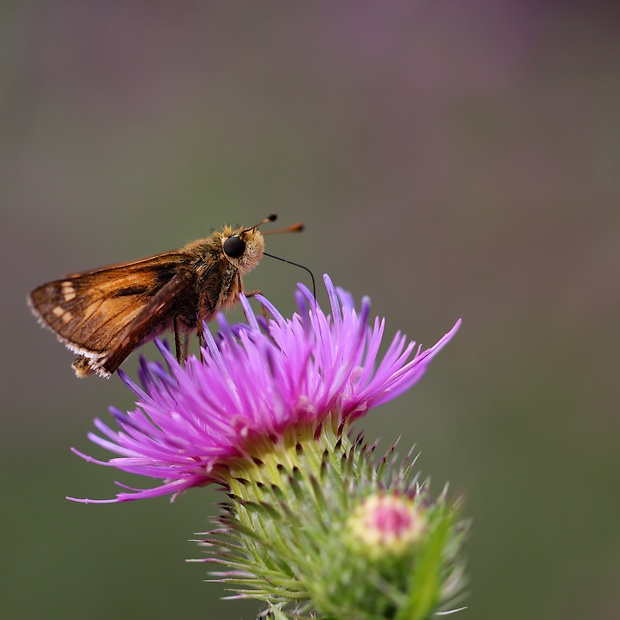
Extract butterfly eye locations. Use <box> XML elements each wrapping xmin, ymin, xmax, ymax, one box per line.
<box><xmin>223</xmin><ymin>235</ymin><xmax>246</xmax><ymax>258</ymax></box>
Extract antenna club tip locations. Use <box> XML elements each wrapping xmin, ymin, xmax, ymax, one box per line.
<box><xmin>267</xmin><ymin>213</ymin><xmax>278</xmax><ymax>222</ymax></box>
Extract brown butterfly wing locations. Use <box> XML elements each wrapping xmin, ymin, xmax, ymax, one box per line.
<box><xmin>28</xmin><ymin>252</ymin><xmax>196</xmax><ymax>374</ymax></box>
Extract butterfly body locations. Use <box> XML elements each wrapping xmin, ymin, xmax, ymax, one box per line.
<box><xmin>28</xmin><ymin>221</ymin><xmax>275</xmax><ymax>378</ymax></box>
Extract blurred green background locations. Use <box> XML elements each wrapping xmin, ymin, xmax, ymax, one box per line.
<box><xmin>2</xmin><ymin>2</ymin><xmax>619</xmax><ymax>619</ymax></box>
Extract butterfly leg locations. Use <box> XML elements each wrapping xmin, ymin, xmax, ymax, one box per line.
<box><xmin>197</xmin><ymin>299</ymin><xmax>207</xmax><ymax>362</ymax></box>
<box><xmin>174</xmin><ymin>315</ymin><xmax>183</xmax><ymax>362</ymax></box>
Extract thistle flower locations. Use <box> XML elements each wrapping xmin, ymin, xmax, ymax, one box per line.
<box><xmin>70</xmin><ymin>274</ymin><xmax>467</xmax><ymax>618</ymax></box>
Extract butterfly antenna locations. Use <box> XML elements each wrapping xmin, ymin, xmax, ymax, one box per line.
<box><xmin>244</xmin><ymin>214</ymin><xmax>306</xmax><ymax>236</ymax></box>
<box><xmin>262</xmin><ymin>222</ymin><xmax>305</xmax><ymax>235</ymax></box>
<box><xmin>243</xmin><ymin>214</ymin><xmax>278</xmax><ymax>233</ymax></box>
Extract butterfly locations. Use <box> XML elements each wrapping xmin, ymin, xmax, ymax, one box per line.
<box><xmin>28</xmin><ymin>214</ymin><xmax>304</xmax><ymax>378</ymax></box>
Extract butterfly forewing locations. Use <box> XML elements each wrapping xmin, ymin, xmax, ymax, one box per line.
<box><xmin>28</xmin><ymin>253</ymin><xmax>194</xmax><ymax>357</ymax></box>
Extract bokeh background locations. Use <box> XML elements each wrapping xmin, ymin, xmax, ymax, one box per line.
<box><xmin>2</xmin><ymin>2</ymin><xmax>619</xmax><ymax>619</ymax></box>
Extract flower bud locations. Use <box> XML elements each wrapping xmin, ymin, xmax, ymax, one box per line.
<box><xmin>347</xmin><ymin>494</ymin><xmax>426</xmax><ymax>558</ymax></box>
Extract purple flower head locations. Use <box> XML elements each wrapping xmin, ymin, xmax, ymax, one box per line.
<box><xmin>70</xmin><ymin>275</ymin><xmax>460</xmax><ymax>503</ymax></box>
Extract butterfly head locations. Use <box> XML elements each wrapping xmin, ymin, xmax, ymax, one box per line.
<box><xmin>220</xmin><ymin>214</ymin><xmax>281</xmax><ymax>275</ymax></box>
<box><xmin>220</xmin><ymin>225</ymin><xmax>265</xmax><ymax>275</ymax></box>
